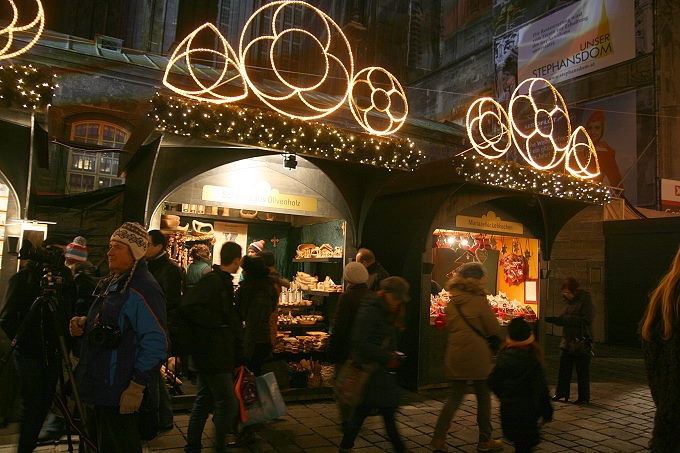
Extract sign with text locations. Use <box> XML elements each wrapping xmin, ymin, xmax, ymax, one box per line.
<box><xmin>456</xmin><ymin>211</ymin><xmax>524</xmax><ymax>235</ymax></box>
<box><xmin>202</xmin><ymin>184</ymin><xmax>318</xmax><ymax>212</ymax></box>
<box><xmin>518</xmin><ymin>0</ymin><xmax>635</xmax><ymax>86</ymax></box>
<box><xmin>661</xmin><ymin>179</ymin><xmax>680</xmax><ymax>212</ymax></box>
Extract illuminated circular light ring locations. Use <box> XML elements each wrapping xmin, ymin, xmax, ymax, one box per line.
<box><xmin>507</xmin><ymin>78</ymin><xmax>572</xmax><ymax>169</ymax></box>
<box><xmin>0</xmin><ymin>0</ymin><xmax>45</xmax><ymax>60</ymax></box>
<box><xmin>349</xmin><ymin>67</ymin><xmax>408</xmax><ymax>136</ymax></box>
<box><xmin>465</xmin><ymin>97</ymin><xmax>513</xmax><ymax>159</ymax></box>
<box><xmin>163</xmin><ymin>22</ymin><xmax>247</xmax><ymax>104</ymax></box>
<box><xmin>465</xmin><ymin>77</ymin><xmax>600</xmax><ymax>180</ymax></box>
<box><xmin>238</xmin><ymin>0</ymin><xmax>354</xmax><ymax>120</ymax></box>
<box><xmin>565</xmin><ymin>125</ymin><xmax>600</xmax><ymax>179</ymax></box>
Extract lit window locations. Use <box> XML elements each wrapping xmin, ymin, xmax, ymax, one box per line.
<box><xmin>66</xmin><ymin>121</ymin><xmax>128</xmax><ymax>193</ymax></box>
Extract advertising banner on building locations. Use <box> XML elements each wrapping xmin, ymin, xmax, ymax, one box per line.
<box><xmin>517</xmin><ymin>0</ymin><xmax>635</xmax><ymax>86</ymax></box>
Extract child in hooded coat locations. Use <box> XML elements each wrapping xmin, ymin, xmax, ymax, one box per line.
<box><xmin>488</xmin><ymin>316</ymin><xmax>553</xmax><ymax>453</ymax></box>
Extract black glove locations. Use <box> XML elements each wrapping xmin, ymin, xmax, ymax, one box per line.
<box><xmin>544</xmin><ymin>316</ymin><xmax>559</xmax><ymax>324</ymax></box>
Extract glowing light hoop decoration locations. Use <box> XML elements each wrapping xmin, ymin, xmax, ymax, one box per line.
<box><xmin>0</xmin><ymin>0</ymin><xmax>45</xmax><ymax>60</ymax></box>
<box><xmin>466</xmin><ymin>97</ymin><xmax>512</xmax><ymax>159</ymax></box>
<box><xmin>162</xmin><ymin>0</ymin><xmax>409</xmax><ymax>136</ymax></box>
<box><xmin>466</xmin><ymin>77</ymin><xmax>600</xmax><ymax>180</ymax></box>
<box><xmin>238</xmin><ymin>0</ymin><xmax>354</xmax><ymax>120</ymax></box>
<box><xmin>163</xmin><ymin>22</ymin><xmax>247</xmax><ymax>104</ymax></box>
<box><xmin>349</xmin><ymin>67</ymin><xmax>408</xmax><ymax>136</ymax></box>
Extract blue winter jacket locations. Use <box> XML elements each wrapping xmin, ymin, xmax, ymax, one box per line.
<box><xmin>76</xmin><ymin>259</ymin><xmax>168</xmax><ymax>407</ymax></box>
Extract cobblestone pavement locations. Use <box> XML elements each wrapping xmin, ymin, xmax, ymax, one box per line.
<box><xmin>0</xmin><ymin>336</ymin><xmax>653</xmax><ymax>452</ymax></box>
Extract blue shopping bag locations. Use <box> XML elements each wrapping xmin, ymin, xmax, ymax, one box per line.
<box><xmin>242</xmin><ymin>372</ymin><xmax>287</xmax><ymax>426</ymax></box>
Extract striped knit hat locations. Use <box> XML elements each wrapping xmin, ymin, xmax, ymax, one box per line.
<box><xmin>111</xmin><ymin>222</ymin><xmax>148</xmax><ymax>261</ymax></box>
<box><xmin>65</xmin><ymin>236</ymin><xmax>88</xmax><ymax>262</ymax></box>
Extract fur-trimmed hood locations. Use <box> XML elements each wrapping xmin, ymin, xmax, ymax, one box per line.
<box><xmin>445</xmin><ymin>275</ymin><xmax>489</xmax><ymax>299</ymax></box>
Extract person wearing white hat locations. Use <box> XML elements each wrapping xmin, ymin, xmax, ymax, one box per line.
<box><xmin>69</xmin><ymin>222</ymin><xmax>168</xmax><ymax>452</ymax></box>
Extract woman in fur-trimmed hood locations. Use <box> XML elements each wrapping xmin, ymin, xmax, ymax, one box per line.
<box><xmin>431</xmin><ymin>262</ymin><xmax>504</xmax><ymax>453</ymax></box>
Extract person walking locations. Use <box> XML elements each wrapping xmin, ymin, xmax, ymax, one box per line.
<box><xmin>430</xmin><ymin>262</ymin><xmax>503</xmax><ymax>453</ymax></box>
<box><xmin>544</xmin><ymin>277</ymin><xmax>594</xmax><ymax>404</ymax></box>
<box><xmin>328</xmin><ymin>261</ymin><xmax>373</xmax><ymax>426</ymax></box>
<box><xmin>639</xmin><ymin>246</ymin><xmax>680</xmax><ymax>453</ymax></box>
<box><xmin>488</xmin><ymin>317</ymin><xmax>553</xmax><ymax>453</ymax></box>
<box><xmin>69</xmin><ymin>222</ymin><xmax>168</xmax><ymax>453</ymax></box>
<box><xmin>181</xmin><ymin>241</ymin><xmax>243</xmax><ymax>452</ymax></box>
<box><xmin>338</xmin><ymin>276</ymin><xmax>411</xmax><ymax>453</ymax></box>
<box><xmin>236</xmin><ymin>254</ymin><xmax>279</xmax><ymax>376</ymax></box>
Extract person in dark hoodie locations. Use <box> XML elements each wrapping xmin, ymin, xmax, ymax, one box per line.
<box><xmin>70</xmin><ymin>222</ymin><xmax>168</xmax><ymax>453</ymax></box>
<box><xmin>488</xmin><ymin>316</ymin><xmax>553</xmax><ymax>453</ymax></box>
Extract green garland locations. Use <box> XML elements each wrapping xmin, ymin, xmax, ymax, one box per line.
<box><xmin>0</xmin><ymin>64</ymin><xmax>56</xmax><ymax>110</ymax></box>
<box><xmin>149</xmin><ymin>93</ymin><xmax>424</xmax><ymax>171</ymax></box>
<box><xmin>452</xmin><ymin>153</ymin><xmax>612</xmax><ymax>204</ymax></box>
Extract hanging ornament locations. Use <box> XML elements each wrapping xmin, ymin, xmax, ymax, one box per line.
<box><xmin>490</xmin><ymin>236</ymin><xmax>497</xmax><ymax>250</ymax></box>
<box><xmin>476</xmin><ymin>248</ymin><xmax>489</xmax><ymax>264</ymax></box>
<box><xmin>524</xmin><ymin>239</ymin><xmax>532</xmax><ymax>258</ymax></box>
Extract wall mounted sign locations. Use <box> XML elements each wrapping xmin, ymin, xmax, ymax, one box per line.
<box><xmin>202</xmin><ymin>184</ymin><xmax>318</xmax><ymax>212</ymax></box>
<box><xmin>455</xmin><ymin>211</ymin><xmax>524</xmax><ymax>235</ymax></box>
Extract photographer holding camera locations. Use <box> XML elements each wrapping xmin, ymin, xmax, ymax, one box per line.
<box><xmin>0</xmin><ymin>241</ymin><xmax>75</xmax><ymax>453</ymax></box>
<box><xmin>70</xmin><ymin>222</ymin><xmax>168</xmax><ymax>453</ymax></box>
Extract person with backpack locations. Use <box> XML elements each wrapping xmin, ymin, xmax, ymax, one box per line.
<box><xmin>180</xmin><ymin>241</ymin><xmax>243</xmax><ymax>451</ymax></box>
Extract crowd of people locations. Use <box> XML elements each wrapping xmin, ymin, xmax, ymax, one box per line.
<box><xmin>0</xmin><ymin>221</ymin><xmax>677</xmax><ymax>453</ymax></box>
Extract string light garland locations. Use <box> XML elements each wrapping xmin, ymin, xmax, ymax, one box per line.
<box><xmin>0</xmin><ymin>0</ymin><xmax>45</xmax><ymax>60</ymax></box>
<box><xmin>453</xmin><ymin>153</ymin><xmax>612</xmax><ymax>204</ymax></box>
<box><xmin>149</xmin><ymin>93</ymin><xmax>422</xmax><ymax>170</ymax></box>
<box><xmin>0</xmin><ymin>64</ymin><xmax>56</xmax><ymax>109</ymax></box>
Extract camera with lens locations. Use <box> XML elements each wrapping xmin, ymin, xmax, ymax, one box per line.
<box><xmin>19</xmin><ymin>244</ymin><xmax>65</xmax><ymax>269</ymax></box>
<box><xmin>88</xmin><ymin>323</ymin><xmax>121</xmax><ymax>349</ymax></box>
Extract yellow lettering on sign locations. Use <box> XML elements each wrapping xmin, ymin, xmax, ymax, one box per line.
<box><xmin>455</xmin><ymin>211</ymin><xmax>523</xmax><ymax>235</ymax></box>
<box><xmin>202</xmin><ymin>185</ymin><xmax>317</xmax><ymax>212</ymax></box>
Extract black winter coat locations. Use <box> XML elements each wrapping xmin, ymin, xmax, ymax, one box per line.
<box><xmin>488</xmin><ymin>345</ymin><xmax>553</xmax><ymax>448</ymax></box>
<box><xmin>350</xmin><ymin>294</ymin><xmax>401</xmax><ymax>409</ymax></box>
<box><xmin>327</xmin><ymin>283</ymin><xmax>372</xmax><ymax>364</ymax></box>
<box><xmin>181</xmin><ymin>266</ymin><xmax>241</xmax><ymax>373</ymax></box>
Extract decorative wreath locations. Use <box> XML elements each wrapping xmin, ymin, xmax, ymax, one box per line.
<box><xmin>500</xmin><ymin>253</ymin><xmax>528</xmax><ymax>286</ymax></box>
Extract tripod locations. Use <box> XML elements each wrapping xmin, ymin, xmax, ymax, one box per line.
<box><xmin>0</xmin><ymin>274</ymin><xmax>97</xmax><ymax>452</ymax></box>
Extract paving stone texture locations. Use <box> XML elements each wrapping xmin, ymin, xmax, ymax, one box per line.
<box><xmin>0</xmin><ymin>336</ymin><xmax>653</xmax><ymax>452</ymax></box>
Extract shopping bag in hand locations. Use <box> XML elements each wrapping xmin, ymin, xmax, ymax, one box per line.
<box><xmin>243</xmin><ymin>372</ymin><xmax>287</xmax><ymax>426</ymax></box>
<box><xmin>334</xmin><ymin>360</ymin><xmax>376</xmax><ymax>409</ymax></box>
<box><xmin>234</xmin><ymin>366</ymin><xmax>258</xmax><ymax>423</ymax></box>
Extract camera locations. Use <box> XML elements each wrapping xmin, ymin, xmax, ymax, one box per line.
<box><xmin>88</xmin><ymin>323</ymin><xmax>121</xmax><ymax>349</ymax></box>
<box><xmin>19</xmin><ymin>244</ymin><xmax>65</xmax><ymax>269</ymax></box>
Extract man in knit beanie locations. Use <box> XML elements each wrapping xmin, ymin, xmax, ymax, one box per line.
<box><xmin>70</xmin><ymin>221</ymin><xmax>168</xmax><ymax>451</ymax></box>
<box><xmin>65</xmin><ymin>236</ymin><xmax>89</xmax><ymax>264</ymax></box>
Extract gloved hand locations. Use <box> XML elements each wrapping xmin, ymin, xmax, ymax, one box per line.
<box><xmin>119</xmin><ymin>381</ymin><xmax>145</xmax><ymax>414</ymax></box>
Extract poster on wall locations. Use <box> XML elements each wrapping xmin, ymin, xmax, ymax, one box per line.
<box><xmin>213</xmin><ymin>221</ymin><xmax>248</xmax><ymax>279</ymax></box>
<box><xmin>517</xmin><ymin>0</ymin><xmax>635</xmax><ymax>86</ymax></box>
<box><xmin>576</xmin><ymin>91</ymin><xmax>640</xmax><ymax>204</ymax></box>
<box><xmin>661</xmin><ymin>179</ymin><xmax>680</xmax><ymax>213</ymax></box>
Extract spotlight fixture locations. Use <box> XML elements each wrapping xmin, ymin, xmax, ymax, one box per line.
<box><xmin>283</xmin><ymin>154</ymin><xmax>298</xmax><ymax>170</ymax></box>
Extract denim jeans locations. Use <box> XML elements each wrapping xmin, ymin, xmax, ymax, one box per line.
<box><xmin>432</xmin><ymin>379</ymin><xmax>493</xmax><ymax>445</ymax></box>
<box><xmin>184</xmin><ymin>372</ymin><xmax>238</xmax><ymax>453</ymax></box>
